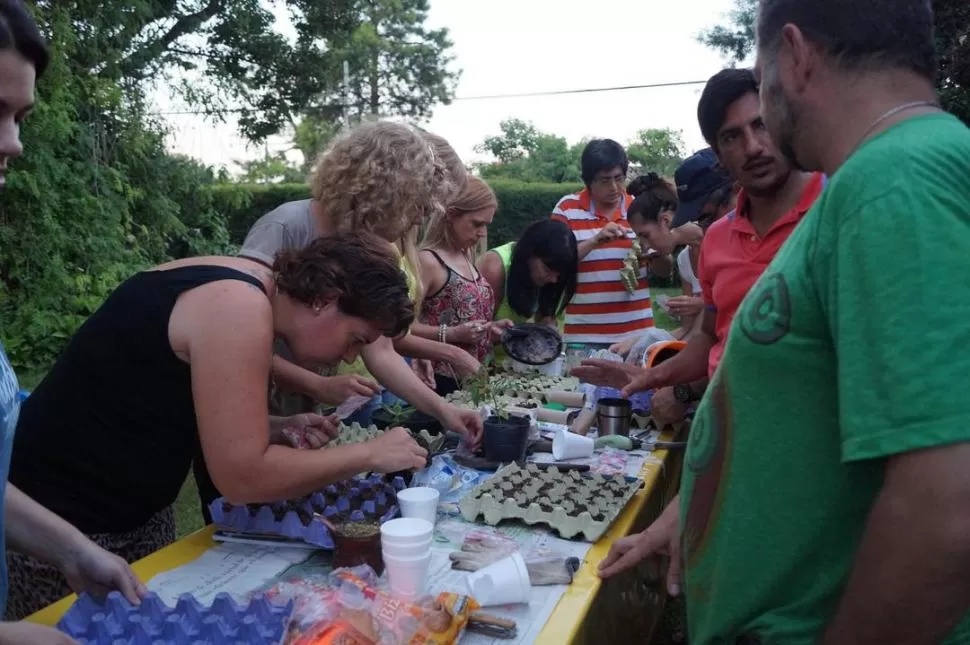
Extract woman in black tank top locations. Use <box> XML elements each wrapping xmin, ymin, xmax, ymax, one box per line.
<box><xmin>6</xmin><ymin>233</ymin><xmax>429</xmax><ymax>617</ymax></box>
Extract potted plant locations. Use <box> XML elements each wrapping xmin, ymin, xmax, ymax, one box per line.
<box><xmin>371</xmin><ymin>401</ymin><xmax>443</xmax><ymax>435</ymax></box>
<box><xmin>465</xmin><ymin>363</ymin><xmax>531</xmax><ymax>463</ymax></box>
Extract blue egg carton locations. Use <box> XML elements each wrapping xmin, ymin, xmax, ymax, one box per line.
<box><xmin>593</xmin><ymin>386</ymin><xmax>652</xmax><ymax>414</ymax></box>
<box><xmin>57</xmin><ymin>591</ymin><xmax>293</xmax><ymax>645</ymax></box>
<box><xmin>209</xmin><ymin>474</ymin><xmax>405</xmax><ymax>549</ymax></box>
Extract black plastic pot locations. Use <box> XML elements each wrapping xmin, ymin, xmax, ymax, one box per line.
<box><xmin>371</xmin><ymin>407</ymin><xmax>443</xmax><ymax>435</ymax></box>
<box><xmin>483</xmin><ymin>414</ymin><xmax>531</xmax><ymax>463</ymax></box>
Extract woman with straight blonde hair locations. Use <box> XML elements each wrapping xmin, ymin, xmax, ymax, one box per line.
<box><xmin>415</xmin><ymin>178</ymin><xmax>498</xmax><ymax>394</ymax></box>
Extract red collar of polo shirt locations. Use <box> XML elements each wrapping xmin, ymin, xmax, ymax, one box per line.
<box><xmin>578</xmin><ymin>187</ymin><xmax>632</xmax><ymax>222</ymax></box>
<box><xmin>730</xmin><ymin>172</ymin><xmax>824</xmax><ymax>238</ymax></box>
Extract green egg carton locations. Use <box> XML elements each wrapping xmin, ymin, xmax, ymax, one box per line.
<box><xmin>327</xmin><ymin>422</ymin><xmax>445</xmax><ymax>454</ymax></box>
<box><xmin>458</xmin><ymin>462</ymin><xmax>643</xmax><ymax>542</ymax></box>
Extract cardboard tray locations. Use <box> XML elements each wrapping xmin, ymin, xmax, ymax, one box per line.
<box><xmin>458</xmin><ymin>462</ymin><xmax>643</xmax><ymax>542</ymax></box>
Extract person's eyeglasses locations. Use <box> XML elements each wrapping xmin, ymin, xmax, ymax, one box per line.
<box><xmin>593</xmin><ymin>173</ymin><xmax>626</xmax><ymax>187</ymax></box>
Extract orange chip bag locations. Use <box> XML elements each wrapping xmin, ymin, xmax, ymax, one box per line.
<box><xmin>334</xmin><ymin>571</ymin><xmax>480</xmax><ymax>645</ymax></box>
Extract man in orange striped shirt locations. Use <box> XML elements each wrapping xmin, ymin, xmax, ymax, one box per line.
<box><xmin>552</xmin><ymin>140</ymin><xmax>654</xmax><ymax>349</ymax></box>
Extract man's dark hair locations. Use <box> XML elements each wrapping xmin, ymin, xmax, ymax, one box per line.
<box><xmin>580</xmin><ymin>139</ymin><xmax>628</xmax><ymax>185</ymax></box>
<box><xmin>0</xmin><ymin>0</ymin><xmax>49</xmax><ymax>78</ymax></box>
<box><xmin>274</xmin><ymin>232</ymin><xmax>415</xmax><ymax>338</ymax></box>
<box><xmin>508</xmin><ymin>219</ymin><xmax>577</xmax><ymax>320</ymax></box>
<box><xmin>756</xmin><ymin>0</ymin><xmax>936</xmax><ymax>82</ymax></box>
<box><xmin>697</xmin><ymin>68</ymin><xmax>759</xmax><ymax>148</ymax></box>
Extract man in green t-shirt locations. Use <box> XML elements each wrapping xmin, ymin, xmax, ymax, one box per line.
<box><xmin>597</xmin><ymin>1</ymin><xmax>970</xmax><ymax>644</ymax></box>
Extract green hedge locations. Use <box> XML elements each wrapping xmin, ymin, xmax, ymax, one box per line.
<box><xmin>211</xmin><ymin>180</ymin><xmax>584</xmax><ymax>248</ymax></box>
<box><xmin>211</xmin><ymin>179</ymin><xmax>674</xmax><ymax>286</ymax></box>
<box><xmin>211</xmin><ymin>183</ymin><xmax>312</xmax><ymax>244</ymax></box>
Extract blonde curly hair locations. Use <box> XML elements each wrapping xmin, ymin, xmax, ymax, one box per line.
<box><xmin>311</xmin><ymin>121</ymin><xmax>457</xmax><ymax>309</ymax></box>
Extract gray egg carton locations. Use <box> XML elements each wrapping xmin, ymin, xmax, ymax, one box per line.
<box><xmin>446</xmin><ymin>374</ymin><xmax>580</xmax><ymax>408</ymax></box>
<box><xmin>490</xmin><ymin>373</ymin><xmax>580</xmax><ymax>394</ymax></box>
<box><xmin>444</xmin><ymin>392</ymin><xmax>543</xmax><ymax>412</ymax></box>
<box><xmin>459</xmin><ymin>463</ymin><xmax>643</xmax><ymax>542</ymax></box>
<box><xmin>327</xmin><ymin>422</ymin><xmax>445</xmax><ymax>453</ymax></box>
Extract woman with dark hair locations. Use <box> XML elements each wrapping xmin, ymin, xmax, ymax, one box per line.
<box><xmin>8</xmin><ymin>233</ymin><xmax>427</xmax><ymax>618</ymax></box>
<box><xmin>478</xmin><ymin>219</ymin><xmax>578</xmax><ymax>363</ymax></box>
<box><xmin>626</xmin><ymin>172</ymin><xmax>680</xmax><ymax>256</ymax></box>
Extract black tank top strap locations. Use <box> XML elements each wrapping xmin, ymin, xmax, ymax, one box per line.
<box><xmin>422</xmin><ymin>249</ymin><xmax>456</xmax><ymax>300</ymax></box>
<box><xmin>145</xmin><ymin>264</ymin><xmax>268</xmax><ymax>296</ymax></box>
<box><xmin>8</xmin><ymin>262</ymin><xmax>271</xmax><ymax>534</ymax></box>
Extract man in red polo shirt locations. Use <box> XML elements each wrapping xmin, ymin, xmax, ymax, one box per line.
<box><xmin>575</xmin><ymin>67</ymin><xmax>824</xmax><ymax>403</ymax></box>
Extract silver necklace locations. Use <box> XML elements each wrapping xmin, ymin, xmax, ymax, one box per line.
<box><xmin>855</xmin><ymin>100</ymin><xmax>939</xmax><ymax>151</ymax></box>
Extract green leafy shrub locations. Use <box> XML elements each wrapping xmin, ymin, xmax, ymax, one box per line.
<box><xmin>0</xmin><ymin>7</ymin><xmax>233</xmax><ymax>373</ymax></box>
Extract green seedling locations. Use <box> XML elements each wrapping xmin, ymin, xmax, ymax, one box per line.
<box><xmin>463</xmin><ymin>358</ymin><xmax>509</xmax><ymax>420</ymax></box>
<box><xmin>380</xmin><ymin>401</ymin><xmax>415</xmax><ymax>425</ymax></box>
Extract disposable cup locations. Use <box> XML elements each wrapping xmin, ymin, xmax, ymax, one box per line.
<box><xmin>381</xmin><ymin>537</ymin><xmax>432</xmax><ymax>558</ymax></box>
<box><xmin>384</xmin><ymin>551</ymin><xmax>431</xmax><ymax>600</ymax></box>
<box><xmin>465</xmin><ymin>552</ymin><xmax>531</xmax><ymax>607</ymax></box>
<box><xmin>552</xmin><ymin>428</ymin><xmax>595</xmax><ymax>461</ymax></box>
<box><xmin>397</xmin><ymin>487</ymin><xmax>440</xmax><ymax>525</ymax></box>
<box><xmin>380</xmin><ymin>517</ymin><xmax>433</xmax><ymax>546</ymax></box>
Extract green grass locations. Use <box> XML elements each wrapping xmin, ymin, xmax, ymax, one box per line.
<box><xmin>171</xmin><ymin>286</ymin><xmax>685</xmax><ymax>539</ymax></box>
<box><xmin>651</xmin><ymin>286</ymin><xmax>682</xmax><ymax>332</ymax></box>
<box><xmin>174</xmin><ymin>476</ymin><xmax>205</xmax><ymax>539</ymax></box>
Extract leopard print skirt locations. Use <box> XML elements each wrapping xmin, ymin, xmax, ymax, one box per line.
<box><xmin>3</xmin><ymin>506</ymin><xmax>176</xmax><ymax>620</ymax></box>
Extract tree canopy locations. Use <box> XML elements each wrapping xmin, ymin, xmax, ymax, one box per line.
<box><xmin>698</xmin><ymin>0</ymin><xmax>970</xmax><ymax>125</ymax></box>
<box><xmin>1</xmin><ymin>1</ymin><xmax>457</xmax><ymax>373</ymax></box>
<box><xmin>476</xmin><ymin>119</ymin><xmax>686</xmax><ymax>183</ymax></box>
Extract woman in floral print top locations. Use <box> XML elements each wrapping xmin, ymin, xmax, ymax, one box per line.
<box><xmin>414</xmin><ymin>178</ymin><xmax>499</xmax><ymax>395</ymax></box>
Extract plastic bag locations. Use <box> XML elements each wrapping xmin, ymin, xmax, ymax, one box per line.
<box><xmin>267</xmin><ymin>566</ymin><xmax>479</xmax><ymax>645</ymax></box>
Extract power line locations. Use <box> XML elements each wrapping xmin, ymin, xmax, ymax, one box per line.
<box><xmin>152</xmin><ymin>79</ymin><xmax>708</xmax><ymax>116</ymax></box>
<box><xmin>457</xmin><ymin>79</ymin><xmax>707</xmax><ymax>101</ymax></box>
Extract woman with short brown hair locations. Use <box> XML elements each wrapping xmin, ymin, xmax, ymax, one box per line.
<box><xmin>7</xmin><ymin>232</ymin><xmax>426</xmax><ymax>617</ymax></box>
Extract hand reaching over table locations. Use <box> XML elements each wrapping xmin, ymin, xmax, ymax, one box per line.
<box><xmin>599</xmin><ymin>494</ymin><xmax>681</xmax><ymax>597</ymax></box>
<box><xmin>366</xmin><ymin>427</ymin><xmax>428</xmax><ymax>472</ymax></box>
<box><xmin>272</xmin><ymin>413</ymin><xmax>341</xmax><ymax>449</ymax></box>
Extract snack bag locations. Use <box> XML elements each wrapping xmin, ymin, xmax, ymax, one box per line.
<box><xmin>334</xmin><ymin>572</ymin><xmax>480</xmax><ymax>645</ymax></box>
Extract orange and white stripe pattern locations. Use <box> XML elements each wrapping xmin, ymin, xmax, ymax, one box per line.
<box><xmin>552</xmin><ymin>189</ymin><xmax>653</xmax><ymax>344</ymax></box>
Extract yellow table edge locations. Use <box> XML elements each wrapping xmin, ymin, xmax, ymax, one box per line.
<box><xmin>29</xmin><ymin>444</ymin><xmax>676</xmax><ymax>641</ymax></box>
<box><xmin>533</xmin><ymin>444</ymin><xmax>672</xmax><ymax>644</ymax></box>
<box><xmin>28</xmin><ymin>527</ymin><xmax>218</xmax><ymax>626</ymax></box>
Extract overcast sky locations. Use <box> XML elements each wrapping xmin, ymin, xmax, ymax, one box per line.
<box><xmin>160</xmin><ymin>0</ymin><xmax>741</xmax><ymax>173</ymax></box>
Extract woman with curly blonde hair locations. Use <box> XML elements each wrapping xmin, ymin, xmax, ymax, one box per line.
<box><xmin>185</xmin><ymin>123</ymin><xmax>483</xmax><ymax>516</ymax></box>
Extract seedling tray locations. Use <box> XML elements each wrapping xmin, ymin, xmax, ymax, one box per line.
<box><xmin>328</xmin><ymin>422</ymin><xmax>445</xmax><ymax>453</ymax></box>
<box><xmin>209</xmin><ymin>474</ymin><xmax>404</xmax><ymax>549</ymax></box>
<box><xmin>446</xmin><ymin>374</ymin><xmax>580</xmax><ymax>408</ymax></box>
<box><xmin>459</xmin><ymin>462</ymin><xmax>643</xmax><ymax>542</ymax></box>
<box><xmin>57</xmin><ymin>590</ymin><xmax>293</xmax><ymax>645</ymax></box>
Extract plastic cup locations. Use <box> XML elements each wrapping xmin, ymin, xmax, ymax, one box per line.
<box><xmin>380</xmin><ymin>517</ymin><xmax>433</xmax><ymax>547</ymax></box>
<box><xmin>384</xmin><ymin>551</ymin><xmax>432</xmax><ymax>600</ymax></box>
<box><xmin>552</xmin><ymin>428</ymin><xmax>595</xmax><ymax>460</ymax></box>
<box><xmin>397</xmin><ymin>487</ymin><xmax>440</xmax><ymax>525</ymax></box>
<box><xmin>381</xmin><ymin>537</ymin><xmax>432</xmax><ymax>558</ymax></box>
<box><xmin>465</xmin><ymin>552</ymin><xmax>531</xmax><ymax>607</ymax></box>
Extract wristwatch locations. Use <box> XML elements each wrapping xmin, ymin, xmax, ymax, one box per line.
<box><xmin>673</xmin><ymin>383</ymin><xmax>695</xmax><ymax>404</ymax></box>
